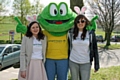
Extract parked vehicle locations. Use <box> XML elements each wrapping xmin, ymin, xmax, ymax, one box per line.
<box><xmin>96</xmin><ymin>35</ymin><xmax>104</xmax><ymax>42</ymax></box>
<box><xmin>111</xmin><ymin>35</ymin><xmax>120</xmax><ymax>42</ymax></box>
<box><xmin>0</xmin><ymin>44</ymin><xmax>21</xmax><ymax>70</ymax></box>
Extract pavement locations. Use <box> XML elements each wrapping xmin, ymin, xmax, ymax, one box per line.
<box><xmin>0</xmin><ymin>67</ymin><xmax>19</xmax><ymax>80</ymax></box>
<box><xmin>0</xmin><ymin>49</ymin><xmax>120</xmax><ymax>80</ymax></box>
<box><xmin>92</xmin><ymin>49</ymin><xmax>120</xmax><ymax>68</ymax></box>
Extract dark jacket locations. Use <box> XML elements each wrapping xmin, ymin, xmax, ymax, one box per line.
<box><xmin>68</xmin><ymin>29</ymin><xmax>100</xmax><ymax>71</ymax></box>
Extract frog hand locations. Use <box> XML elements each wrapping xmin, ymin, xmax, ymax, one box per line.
<box><xmin>14</xmin><ymin>17</ymin><xmax>27</xmax><ymax>34</ymax></box>
<box><xmin>86</xmin><ymin>15</ymin><xmax>98</xmax><ymax>31</ymax></box>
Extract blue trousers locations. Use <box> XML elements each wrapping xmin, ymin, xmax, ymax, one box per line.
<box><xmin>45</xmin><ymin>58</ymin><xmax>68</xmax><ymax>80</ymax></box>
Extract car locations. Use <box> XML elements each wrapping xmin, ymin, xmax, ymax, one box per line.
<box><xmin>111</xmin><ymin>35</ymin><xmax>120</xmax><ymax>42</ymax></box>
<box><xmin>96</xmin><ymin>35</ymin><xmax>104</xmax><ymax>42</ymax></box>
<box><xmin>0</xmin><ymin>44</ymin><xmax>21</xmax><ymax>70</ymax></box>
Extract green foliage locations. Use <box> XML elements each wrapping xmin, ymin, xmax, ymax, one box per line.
<box><xmin>14</xmin><ymin>40</ymin><xmax>21</xmax><ymax>44</ymax></box>
<box><xmin>0</xmin><ymin>40</ymin><xmax>21</xmax><ymax>44</ymax></box>
<box><xmin>13</xmin><ymin>0</ymin><xmax>31</xmax><ymax>15</ymax></box>
<box><xmin>0</xmin><ymin>0</ymin><xmax>10</xmax><ymax>17</ymax></box>
<box><xmin>31</xmin><ymin>0</ymin><xmax>44</xmax><ymax>14</ymax></box>
<box><xmin>0</xmin><ymin>40</ymin><xmax>6</xmax><ymax>44</ymax></box>
<box><xmin>13</xmin><ymin>0</ymin><xmax>32</xmax><ymax>26</ymax></box>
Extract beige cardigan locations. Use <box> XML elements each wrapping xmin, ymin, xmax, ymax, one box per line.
<box><xmin>20</xmin><ymin>36</ymin><xmax>47</xmax><ymax>71</ymax></box>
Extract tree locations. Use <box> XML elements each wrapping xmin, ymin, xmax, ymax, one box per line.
<box><xmin>70</xmin><ymin>0</ymin><xmax>84</xmax><ymax>12</ymax></box>
<box><xmin>87</xmin><ymin>0</ymin><xmax>120</xmax><ymax>47</ymax></box>
<box><xmin>31</xmin><ymin>0</ymin><xmax>44</xmax><ymax>14</ymax></box>
<box><xmin>13</xmin><ymin>0</ymin><xmax>31</xmax><ymax>40</ymax></box>
<box><xmin>0</xmin><ymin>0</ymin><xmax>9</xmax><ymax>21</ymax></box>
<box><xmin>13</xmin><ymin>0</ymin><xmax>31</xmax><ymax>24</ymax></box>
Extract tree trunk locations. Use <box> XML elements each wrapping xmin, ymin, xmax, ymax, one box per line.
<box><xmin>104</xmin><ymin>32</ymin><xmax>107</xmax><ymax>41</ymax></box>
<box><xmin>70</xmin><ymin>0</ymin><xmax>84</xmax><ymax>12</ymax></box>
<box><xmin>105</xmin><ymin>32</ymin><xmax>111</xmax><ymax>46</ymax></box>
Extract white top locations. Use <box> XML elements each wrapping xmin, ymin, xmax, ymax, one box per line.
<box><xmin>70</xmin><ymin>31</ymin><xmax>90</xmax><ymax>64</ymax></box>
<box><xmin>31</xmin><ymin>36</ymin><xmax>43</xmax><ymax>59</ymax></box>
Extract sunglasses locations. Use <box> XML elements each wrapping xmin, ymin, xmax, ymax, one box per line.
<box><xmin>77</xmin><ymin>20</ymin><xmax>86</xmax><ymax>23</ymax></box>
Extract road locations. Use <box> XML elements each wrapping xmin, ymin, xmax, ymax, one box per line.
<box><xmin>92</xmin><ymin>49</ymin><xmax>120</xmax><ymax>68</ymax></box>
<box><xmin>97</xmin><ymin>41</ymin><xmax>120</xmax><ymax>45</ymax></box>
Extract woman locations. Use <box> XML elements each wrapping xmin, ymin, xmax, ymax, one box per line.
<box><xmin>69</xmin><ymin>14</ymin><xmax>99</xmax><ymax>80</ymax></box>
<box><xmin>18</xmin><ymin>21</ymin><xmax>48</xmax><ymax>80</ymax></box>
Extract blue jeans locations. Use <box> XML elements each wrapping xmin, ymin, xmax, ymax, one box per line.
<box><xmin>45</xmin><ymin>58</ymin><xmax>68</xmax><ymax>80</ymax></box>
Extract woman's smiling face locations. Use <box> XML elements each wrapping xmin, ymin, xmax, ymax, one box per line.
<box><xmin>30</xmin><ymin>23</ymin><xmax>40</xmax><ymax>36</ymax></box>
<box><xmin>77</xmin><ymin>18</ymin><xmax>86</xmax><ymax>31</ymax></box>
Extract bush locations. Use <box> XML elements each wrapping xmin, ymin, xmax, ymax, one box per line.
<box><xmin>14</xmin><ymin>40</ymin><xmax>21</xmax><ymax>44</ymax></box>
<box><xmin>0</xmin><ymin>40</ymin><xmax>21</xmax><ymax>44</ymax></box>
<box><xmin>6</xmin><ymin>40</ymin><xmax>11</xmax><ymax>44</ymax></box>
<box><xmin>0</xmin><ymin>40</ymin><xmax>6</xmax><ymax>44</ymax></box>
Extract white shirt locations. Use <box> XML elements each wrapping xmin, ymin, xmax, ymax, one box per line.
<box><xmin>31</xmin><ymin>36</ymin><xmax>43</xmax><ymax>59</ymax></box>
<box><xmin>70</xmin><ymin>31</ymin><xmax>90</xmax><ymax>64</ymax></box>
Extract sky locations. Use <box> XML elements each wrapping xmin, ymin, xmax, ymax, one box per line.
<box><xmin>39</xmin><ymin>0</ymin><xmax>70</xmax><ymax>7</ymax></box>
<box><xmin>4</xmin><ymin>0</ymin><xmax>92</xmax><ymax>17</ymax></box>
<box><xmin>4</xmin><ymin>0</ymin><xmax>70</xmax><ymax>16</ymax></box>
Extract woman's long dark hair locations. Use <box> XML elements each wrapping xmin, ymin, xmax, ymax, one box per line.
<box><xmin>73</xmin><ymin>15</ymin><xmax>90</xmax><ymax>40</ymax></box>
<box><xmin>25</xmin><ymin>21</ymin><xmax>44</xmax><ymax>40</ymax></box>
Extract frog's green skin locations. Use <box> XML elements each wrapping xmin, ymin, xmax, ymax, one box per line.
<box><xmin>86</xmin><ymin>15</ymin><xmax>98</xmax><ymax>31</ymax></box>
<box><xmin>37</xmin><ymin>2</ymin><xmax>77</xmax><ymax>36</ymax></box>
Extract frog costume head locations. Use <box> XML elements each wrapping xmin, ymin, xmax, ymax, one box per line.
<box><xmin>37</xmin><ymin>2</ymin><xmax>77</xmax><ymax>36</ymax></box>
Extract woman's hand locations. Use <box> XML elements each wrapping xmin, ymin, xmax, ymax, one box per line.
<box><xmin>94</xmin><ymin>70</ymin><xmax>98</xmax><ymax>73</ymax></box>
<box><xmin>20</xmin><ymin>71</ymin><xmax>26</xmax><ymax>78</ymax></box>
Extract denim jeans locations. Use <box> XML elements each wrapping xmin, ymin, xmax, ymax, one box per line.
<box><xmin>45</xmin><ymin>58</ymin><xmax>68</xmax><ymax>80</ymax></box>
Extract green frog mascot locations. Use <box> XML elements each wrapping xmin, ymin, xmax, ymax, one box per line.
<box><xmin>37</xmin><ymin>2</ymin><xmax>76</xmax><ymax>80</ymax></box>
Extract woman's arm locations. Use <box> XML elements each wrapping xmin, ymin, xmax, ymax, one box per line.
<box><xmin>20</xmin><ymin>36</ymin><xmax>26</xmax><ymax>71</ymax></box>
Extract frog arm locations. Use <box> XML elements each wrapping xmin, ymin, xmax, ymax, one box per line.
<box><xmin>14</xmin><ymin>17</ymin><xmax>27</xmax><ymax>34</ymax></box>
<box><xmin>86</xmin><ymin>15</ymin><xmax>98</xmax><ymax>31</ymax></box>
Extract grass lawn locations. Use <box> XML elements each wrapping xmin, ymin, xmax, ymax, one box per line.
<box><xmin>0</xmin><ymin>23</ymin><xmax>22</xmax><ymax>40</ymax></box>
<box><xmin>68</xmin><ymin>66</ymin><xmax>120</xmax><ymax>80</ymax></box>
<box><xmin>90</xmin><ymin>66</ymin><xmax>120</xmax><ymax>80</ymax></box>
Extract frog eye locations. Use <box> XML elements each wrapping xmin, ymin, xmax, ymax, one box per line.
<box><xmin>50</xmin><ymin>4</ymin><xmax>58</xmax><ymax>16</ymax></box>
<box><xmin>59</xmin><ymin>4</ymin><xmax>67</xmax><ymax>16</ymax></box>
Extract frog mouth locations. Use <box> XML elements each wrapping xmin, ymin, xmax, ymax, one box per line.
<box><xmin>45</xmin><ymin>19</ymin><xmax>70</xmax><ymax>24</ymax></box>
